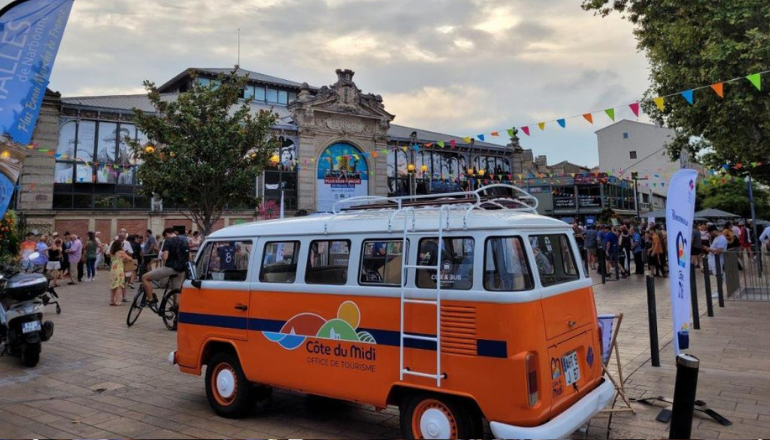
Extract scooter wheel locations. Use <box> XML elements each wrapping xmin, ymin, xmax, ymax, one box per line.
<box><xmin>21</xmin><ymin>343</ymin><xmax>41</xmax><ymax>367</ymax></box>
<box><xmin>56</xmin><ymin>305</ymin><xmax>62</xmax><ymax>315</ymax></box>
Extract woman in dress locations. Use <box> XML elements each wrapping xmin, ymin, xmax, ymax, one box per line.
<box><xmin>109</xmin><ymin>241</ymin><xmax>131</xmax><ymax>306</ymax></box>
<box><xmin>46</xmin><ymin>239</ymin><xmax>63</xmax><ymax>288</ymax></box>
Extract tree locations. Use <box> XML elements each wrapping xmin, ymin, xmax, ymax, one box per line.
<box><xmin>582</xmin><ymin>0</ymin><xmax>770</xmax><ymax>182</ymax></box>
<box><xmin>130</xmin><ymin>69</ymin><xmax>279</xmax><ymax>235</ymax></box>
<box><xmin>697</xmin><ymin>176</ymin><xmax>770</xmax><ymax>219</ymax></box>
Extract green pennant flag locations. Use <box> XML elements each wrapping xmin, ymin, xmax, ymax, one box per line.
<box><xmin>605</xmin><ymin>108</ymin><xmax>616</xmax><ymax>121</ymax></box>
<box><xmin>508</xmin><ymin>128</ymin><xmax>515</xmax><ymax>138</ymax></box>
<box><xmin>438</xmin><ymin>141</ymin><xmax>445</xmax><ymax>149</ymax></box>
<box><xmin>748</xmin><ymin>73</ymin><xmax>762</xmax><ymax>91</ymax></box>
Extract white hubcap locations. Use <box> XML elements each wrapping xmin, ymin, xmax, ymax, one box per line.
<box><xmin>216</xmin><ymin>368</ymin><xmax>236</xmax><ymax>399</ymax></box>
<box><xmin>420</xmin><ymin>408</ymin><xmax>452</xmax><ymax>439</ymax></box>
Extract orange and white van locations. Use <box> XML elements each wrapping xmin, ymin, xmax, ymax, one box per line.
<box><xmin>170</xmin><ymin>185</ymin><xmax>615</xmax><ymax>439</ymax></box>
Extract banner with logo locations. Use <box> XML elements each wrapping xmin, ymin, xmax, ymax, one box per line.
<box><xmin>666</xmin><ymin>169</ymin><xmax>699</xmax><ymax>356</ymax></box>
<box><xmin>317</xmin><ymin>143</ymin><xmax>369</xmax><ymax>212</ymax></box>
<box><xmin>0</xmin><ymin>0</ymin><xmax>74</xmax><ymax>145</ymax></box>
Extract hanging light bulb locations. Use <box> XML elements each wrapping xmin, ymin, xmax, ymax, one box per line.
<box><xmin>144</xmin><ymin>145</ymin><xmax>156</xmax><ymax>154</ymax></box>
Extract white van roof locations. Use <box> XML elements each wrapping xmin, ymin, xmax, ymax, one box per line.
<box><xmin>210</xmin><ymin>209</ymin><xmax>570</xmax><ymax>239</ymax></box>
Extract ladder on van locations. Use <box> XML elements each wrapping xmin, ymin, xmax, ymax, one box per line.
<box><xmin>395</xmin><ymin>205</ymin><xmax>454</xmax><ymax>388</ymax></box>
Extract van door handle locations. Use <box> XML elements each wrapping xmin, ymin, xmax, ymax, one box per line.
<box><xmin>235</xmin><ymin>304</ymin><xmax>248</xmax><ymax>312</ymax></box>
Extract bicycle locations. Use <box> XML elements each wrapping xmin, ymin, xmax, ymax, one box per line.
<box><xmin>126</xmin><ymin>275</ymin><xmax>181</xmax><ymax>331</ymax></box>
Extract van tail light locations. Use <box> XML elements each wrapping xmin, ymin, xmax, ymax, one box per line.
<box><xmin>526</xmin><ymin>353</ymin><xmax>539</xmax><ymax>407</ymax></box>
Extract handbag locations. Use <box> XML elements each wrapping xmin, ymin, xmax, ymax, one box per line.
<box><xmin>124</xmin><ymin>259</ymin><xmax>137</xmax><ymax>273</ymax></box>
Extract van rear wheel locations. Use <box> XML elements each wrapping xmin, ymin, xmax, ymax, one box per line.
<box><xmin>205</xmin><ymin>352</ymin><xmax>253</xmax><ymax>419</ymax></box>
<box><xmin>400</xmin><ymin>393</ymin><xmax>480</xmax><ymax>439</ymax></box>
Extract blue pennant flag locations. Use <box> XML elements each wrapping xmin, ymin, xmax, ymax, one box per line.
<box><xmin>557</xmin><ymin>119</ymin><xmax>566</xmax><ymax>128</ymax></box>
<box><xmin>681</xmin><ymin>90</ymin><xmax>695</xmax><ymax>105</ymax></box>
<box><xmin>0</xmin><ymin>0</ymin><xmax>75</xmax><ymax>145</ymax></box>
<box><xmin>477</xmin><ymin>134</ymin><xmax>485</xmax><ymax>142</ymax></box>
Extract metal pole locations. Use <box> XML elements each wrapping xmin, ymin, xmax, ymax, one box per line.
<box><xmin>690</xmin><ymin>263</ymin><xmax>700</xmax><ymax>330</ymax></box>
<box><xmin>715</xmin><ymin>253</ymin><xmax>725</xmax><ymax>308</ymax></box>
<box><xmin>669</xmin><ymin>354</ymin><xmax>701</xmax><ymax>440</ymax></box>
<box><xmin>599</xmin><ymin>247</ymin><xmax>607</xmax><ymax>284</ymax></box>
<box><xmin>703</xmin><ymin>256</ymin><xmax>714</xmax><ymax>318</ymax></box>
<box><xmin>635</xmin><ymin>178</ymin><xmax>641</xmax><ymax>221</ymax></box>
<box><xmin>748</xmin><ymin>176</ymin><xmax>763</xmax><ymax>274</ymax></box>
<box><xmin>647</xmin><ymin>275</ymin><xmax>661</xmax><ymax>367</ymax></box>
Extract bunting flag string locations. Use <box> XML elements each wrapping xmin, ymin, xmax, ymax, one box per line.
<box><xmin>460</xmin><ymin>69</ymin><xmax>769</xmax><ymax>143</ymax></box>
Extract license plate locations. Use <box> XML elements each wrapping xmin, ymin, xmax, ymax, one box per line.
<box><xmin>562</xmin><ymin>351</ymin><xmax>581</xmax><ymax>386</ymax></box>
<box><xmin>22</xmin><ymin>321</ymin><xmax>41</xmax><ymax>334</ymax></box>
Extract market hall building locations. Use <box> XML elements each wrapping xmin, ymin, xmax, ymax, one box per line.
<box><xmin>18</xmin><ymin>67</ymin><xmax>542</xmax><ymax>238</ymax></box>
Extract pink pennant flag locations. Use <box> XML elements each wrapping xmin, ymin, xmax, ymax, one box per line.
<box><xmin>629</xmin><ymin>102</ymin><xmax>640</xmax><ymax>118</ymax></box>
<box><xmin>521</xmin><ymin>126</ymin><xmax>530</xmax><ymax>136</ymax></box>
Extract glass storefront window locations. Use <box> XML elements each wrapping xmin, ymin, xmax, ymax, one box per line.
<box><xmin>267</xmin><ymin>88</ymin><xmax>278</xmax><ymax>103</ymax></box>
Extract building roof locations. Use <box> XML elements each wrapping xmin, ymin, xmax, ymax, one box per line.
<box><xmin>210</xmin><ymin>208</ymin><xmax>570</xmax><ymax>239</ymax></box>
<box><xmin>595</xmin><ymin>119</ymin><xmax>674</xmax><ymax>135</ymax></box>
<box><xmin>388</xmin><ymin>124</ymin><xmax>507</xmax><ymax>151</ymax></box>
<box><xmin>159</xmin><ymin>67</ymin><xmax>307</xmax><ymax>93</ymax></box>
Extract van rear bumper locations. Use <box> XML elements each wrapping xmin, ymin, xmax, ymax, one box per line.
<box><xmin>490</xmin><ymin>379</ymin><xmax>615</xmax><ymax>440</ymax></box>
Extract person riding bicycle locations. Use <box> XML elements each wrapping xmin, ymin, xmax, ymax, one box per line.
<box><xmin>141</xmin><ymin>228</ymin><xmax>188</xmax><ymax>307</ymax></box>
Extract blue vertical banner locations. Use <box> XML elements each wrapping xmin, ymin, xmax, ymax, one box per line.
<box><xmin>666</xmin><ymin>169</ymin><xmax>699</xmax><ymax>356</ymax></box>
<box><xmin>0</xmin><ymin>0</ymin><xmax>74</xmax><ymax>145</ymax></box>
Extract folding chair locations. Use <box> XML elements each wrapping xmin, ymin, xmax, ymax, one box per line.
<box><xmin>598</xmin><ymin>313</ymin><xmax>635</xmax><ymax>414</ymax></box>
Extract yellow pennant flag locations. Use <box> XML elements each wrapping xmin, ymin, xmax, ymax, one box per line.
<box><xmin>538</xmin><ymin>122</ymin><xmax>546</xmax><ymax>131</ymax></box>
<box><xmin>463</xmin><ymin>137</ymin><xmax>472</xmax><ymax>144</ymax></box>
<box><xmin>653</xmin><ymin>97</ymin><xmax>665</xmax><ymax>111</ymax></box>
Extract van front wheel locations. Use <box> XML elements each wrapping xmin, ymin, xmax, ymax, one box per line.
<box><xmin>205</xmin><ymin>352</ymin><xmax>252</xmax><ymax>419</ymax></box>
<box><xmin>400</xmin><ymin>393</ymin><xmax>479</xmax><ymax>440</ymax></box>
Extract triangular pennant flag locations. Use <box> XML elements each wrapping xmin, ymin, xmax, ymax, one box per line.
<box><xmin>450</xmin><ymin>140</ymin><xmax>456</xmax><ymax>149</ymax></box>
<box><xmin>653</xmin><ymin>97</ymin><xmax>665</xmax><ymax>111</ymax></box>
<box><xmin>477</xmin><ymin>135</ymin><xmax>485</xmax><ymax>142</ymax></box>
<box><xmin>681</xmin><ymin>90</ymin><xmax>694</xmax><ymax>105</ymax></box>
<box><xmin>507</xmin><ymin>128</ymin><xmax>515</xmax><ymax>138</ymax></box>
<box><xmin>491</xmin><ymin>132</ymin><xmax>499</xmax><ymax>137</ymax></box>
<box><xmin>538</xmin><ymin>122</ymin><xmax>546</xmax><ymax>131</ymax></box>
<box><xmin>557</xmin><ymin>119</ymin><xmax>566</xmax><ymax>128</ymax></box>
<box><xmin>629</xmin><ymin>102</ymin><xmax>640</xmax><ymax>117</ymax></box>
<box><xmin>748</xmin><ymin>73</ymin><xmax>762</xmax><ymax>91</ymax></box>
<box><xmin>463</xmin><ymin>137</ymin><xmax>472</xmax><ymax>144</ymax></box>
<box><xmin>438</xmin><ymin>141</ymin><xmax>445</xmax><ymax>149</ymax></box>
<box><xmin>605</xmin><ymin>109</ymin><xmax>615</xmax><ymax>121</ymax></box>
<box><xmin>583</xmin><ymin>113</ymin><xmax>593</xmax><ymax>124</ymax></box>
<box><xmin>521</xmin><ymin>126</ymin><xmax>530</xmax><ymax>136</ymax></box>
<box><xmin>711</xmin><ymin>83</ymin><xmax>724</xmax><ymax>98</ymax></box>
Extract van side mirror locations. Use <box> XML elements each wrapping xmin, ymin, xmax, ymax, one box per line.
<box><xmin>186</xmin><ymin>262</ymin><xmax>202</xmax><ymax>289</ymax></box>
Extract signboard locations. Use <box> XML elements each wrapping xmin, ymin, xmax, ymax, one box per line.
<box><xmin>554</xmin><ymin>197</ymin><xmax>577</xmax><ymax>210</ymax></box>
<box><xmin>317</xmin><ymin>143</ymin><xmax>369</xmax><ymax>212</ymax></box>
<box><xmin>579</xmin><ymin>196</ymin><xmax>602</xmax><ymax>208</ymax></box>
<box><xmin>666</xmin><ymin>169</ymin><xmax>699</xmax><ymax>355</ymax></box>
<box><xmin>0</xmin><ymin>0</ymin><xmax>74</xmax><ymax>145</ymax></box>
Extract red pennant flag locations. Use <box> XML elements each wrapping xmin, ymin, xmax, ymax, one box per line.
<box><xmin>711</xmin><ymin>83</ymin><xmax>724</xmax><ymax>98</ymax></box>
<box><xmin>629</xmin><ymin>102</ymin><xmax>640</xmax><ymax>117</ymax></box>
<box><xmin>491</xmin><ymin>132</ymin><xmax>500</xmax><ymax>137</ymax></box>
<box><xmin>583</xmin><ymin>114</ymin><xmax>594</xmax><ymax>124</ymax></box>
<box><xmin>450</xmin><ymin>140</ymin><xmax>456</xmax><ymax>149</ymax></box>
<box><xmin>521</xmin><ymin>126</ymin><xmax>530</xmax><ymax>136</ymax></box>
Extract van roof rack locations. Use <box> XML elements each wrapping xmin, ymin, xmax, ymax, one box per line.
<box><xmin>330</xmin><ymin>185</ymin><xmax>539</xmax><ymax>231</ymax></box>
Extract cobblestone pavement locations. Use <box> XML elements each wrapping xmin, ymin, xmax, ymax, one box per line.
<box><xmin>0</xmin><ymin>267</ymin><xmax>767</xmax><ymax>439</ymax></box>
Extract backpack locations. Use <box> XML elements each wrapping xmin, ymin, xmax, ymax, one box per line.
<box><xmin>168</xmin><ymin>237</ymin><xmax>190</xmax><ymax>272</ymax></box>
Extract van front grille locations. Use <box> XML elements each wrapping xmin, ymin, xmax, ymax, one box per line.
<box><xmin>441</xmin><ymin>305</ymin><xmax>477</xmax><ymax>356</ymax></box>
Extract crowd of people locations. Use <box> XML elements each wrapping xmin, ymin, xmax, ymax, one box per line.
<box><xmin>18</xmin><ymin>228</ymin><xmax>203</xmax><ymax>307</ymax></box>
<box><xmin>572</xmin><ymin>219</ymin><xmax>763</xmax><ymax>286</ymax></box>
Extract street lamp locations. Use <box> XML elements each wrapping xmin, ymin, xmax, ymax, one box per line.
<box><xmin>409</xmin><ymin>131</ymin><xmax>418</xmax><ymax>198</ymax></box>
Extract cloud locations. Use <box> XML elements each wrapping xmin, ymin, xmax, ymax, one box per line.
<box><xmin>22</xmin><ymin>0</ymin><xmax>650</xmax><ymax>168</ymax></box>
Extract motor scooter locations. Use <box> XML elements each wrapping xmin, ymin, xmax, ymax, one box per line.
<box><xmin>0</xmin><ymin>253</ymin><xmax>55</xmax><ymax>367</ymax></box>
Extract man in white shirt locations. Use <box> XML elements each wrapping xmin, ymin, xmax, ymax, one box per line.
<box><xmin>706</xmin><ymin>225</ymin><xmax>728</xmax><ymax>298</ymax></box>
<box><xmin>119</xmin><ymin>229</ymin><xmax>133</xmax><ymax>256</ymax></box>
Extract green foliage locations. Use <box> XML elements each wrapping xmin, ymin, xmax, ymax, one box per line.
<box><xmin>697</xmin><ymin>177</ymin><xmax>770</xmax><ymax>219</ymax></box>
<box><xmin>582</xmin><ymin>0</ymin><xmax>770</xmax><ymax>182</ymax></box>
<box><xmin>0</xmin><ymin>211</ymin><xmax>22</xmax><ymax>266</ymax></box>
<box><xmin>129</xmin><ymin>69</ymin><xmax>279</xmax><ymax>235</ymax></box>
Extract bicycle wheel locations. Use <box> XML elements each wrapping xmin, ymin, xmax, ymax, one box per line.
<box><xmin>161</xmin><ymin>289</ymin><xmax>181</xmax><ymax>331</ymax></box>
<box><xmin>126</xmin><ymin>287</ymin><xmax>145</xmax><ymax>327</ymax></box>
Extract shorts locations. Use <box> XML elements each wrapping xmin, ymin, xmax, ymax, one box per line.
<box><xmin>588</xmin><ymin>248</ymin><xmax>597</xmax><ymax>256</ymax></box>
<box><xmin>145</xmin><ymin>266</ymin><xmax>184</xmax><ymax>291</ymax></box>
<box><xmin>46</xmin><ymin>262</ymin><xmax>61</xmax><ymax>271</ymax></box>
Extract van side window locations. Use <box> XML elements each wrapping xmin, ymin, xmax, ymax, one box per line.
<box><xmin>198</xmin><ymin>241</ymin><xmax>252</xmax><ymax>282</ymax></box>
<box><xmin>360</xmin><ymin>240</ymin><xmax>406</xmax><ymax>286</ymax></box>
<box><xmin>260</xmin><ymin>242</ymin><xmax>300</xmax><ymax>283</ymax></box>
<box><xmin>306</xmin><ymin>240</ymin><xmax>350</xmax><ymax>285</ymax></box>
<box><xmin>417</xmin><ymin>238</ymin><xmax>475</xmax><ymax>290</ymax></box>
<box><xmin>484</xmin><ymin>237</ymin><xmax>534</xmax><ymax>291</ymax></box>
<box><xmin>530</xmin><ymin>235</ymin><xmax>579</xmax><ymax>287</ymax></box>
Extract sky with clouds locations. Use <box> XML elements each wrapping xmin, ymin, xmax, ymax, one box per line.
<box><xmin>10</xmin><ymin>0</ymin><xmax>652</xmax><ymax>167</ymax></box>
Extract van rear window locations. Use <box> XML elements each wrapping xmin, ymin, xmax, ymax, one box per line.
<box><xmin>530</xmin><ymin>234</ymin><xmax>580</xmax><ymax>287</ymax></box>
<box><xmin>417</xmin><ymin>238</ymin><xmax>474</xmax><ymax>290</ymax></box>
<box><xmin>260</xmin><ymin>242</ymin><xmax>299</xmax><ymax>283</ymax></box>
<box><xmin>306</xmin><ymin>240</ymin><xmax>350</xmax><ymax>285</ymax></box>
<box><xmin>484</xmin><ymin>237</ymin><xmax>534</xmax><ymax>291</ymax></box>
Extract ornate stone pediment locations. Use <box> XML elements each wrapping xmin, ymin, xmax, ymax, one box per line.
<box><xmin>290</xmin><ymin>69</ymin><xmax>394</xmax><ymax>136</ymax></box>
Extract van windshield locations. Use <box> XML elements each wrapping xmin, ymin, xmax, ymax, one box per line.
<box><xmin>484</xmin><ymin>237</ymin><xmax>534</xmax><ymax>291</ymax></box>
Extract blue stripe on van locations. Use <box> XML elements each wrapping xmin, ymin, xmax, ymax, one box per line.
<box><xmin>182</xmin><ymin>315</ymin><xmax>507</xmax><ymax>359</ymax></box>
